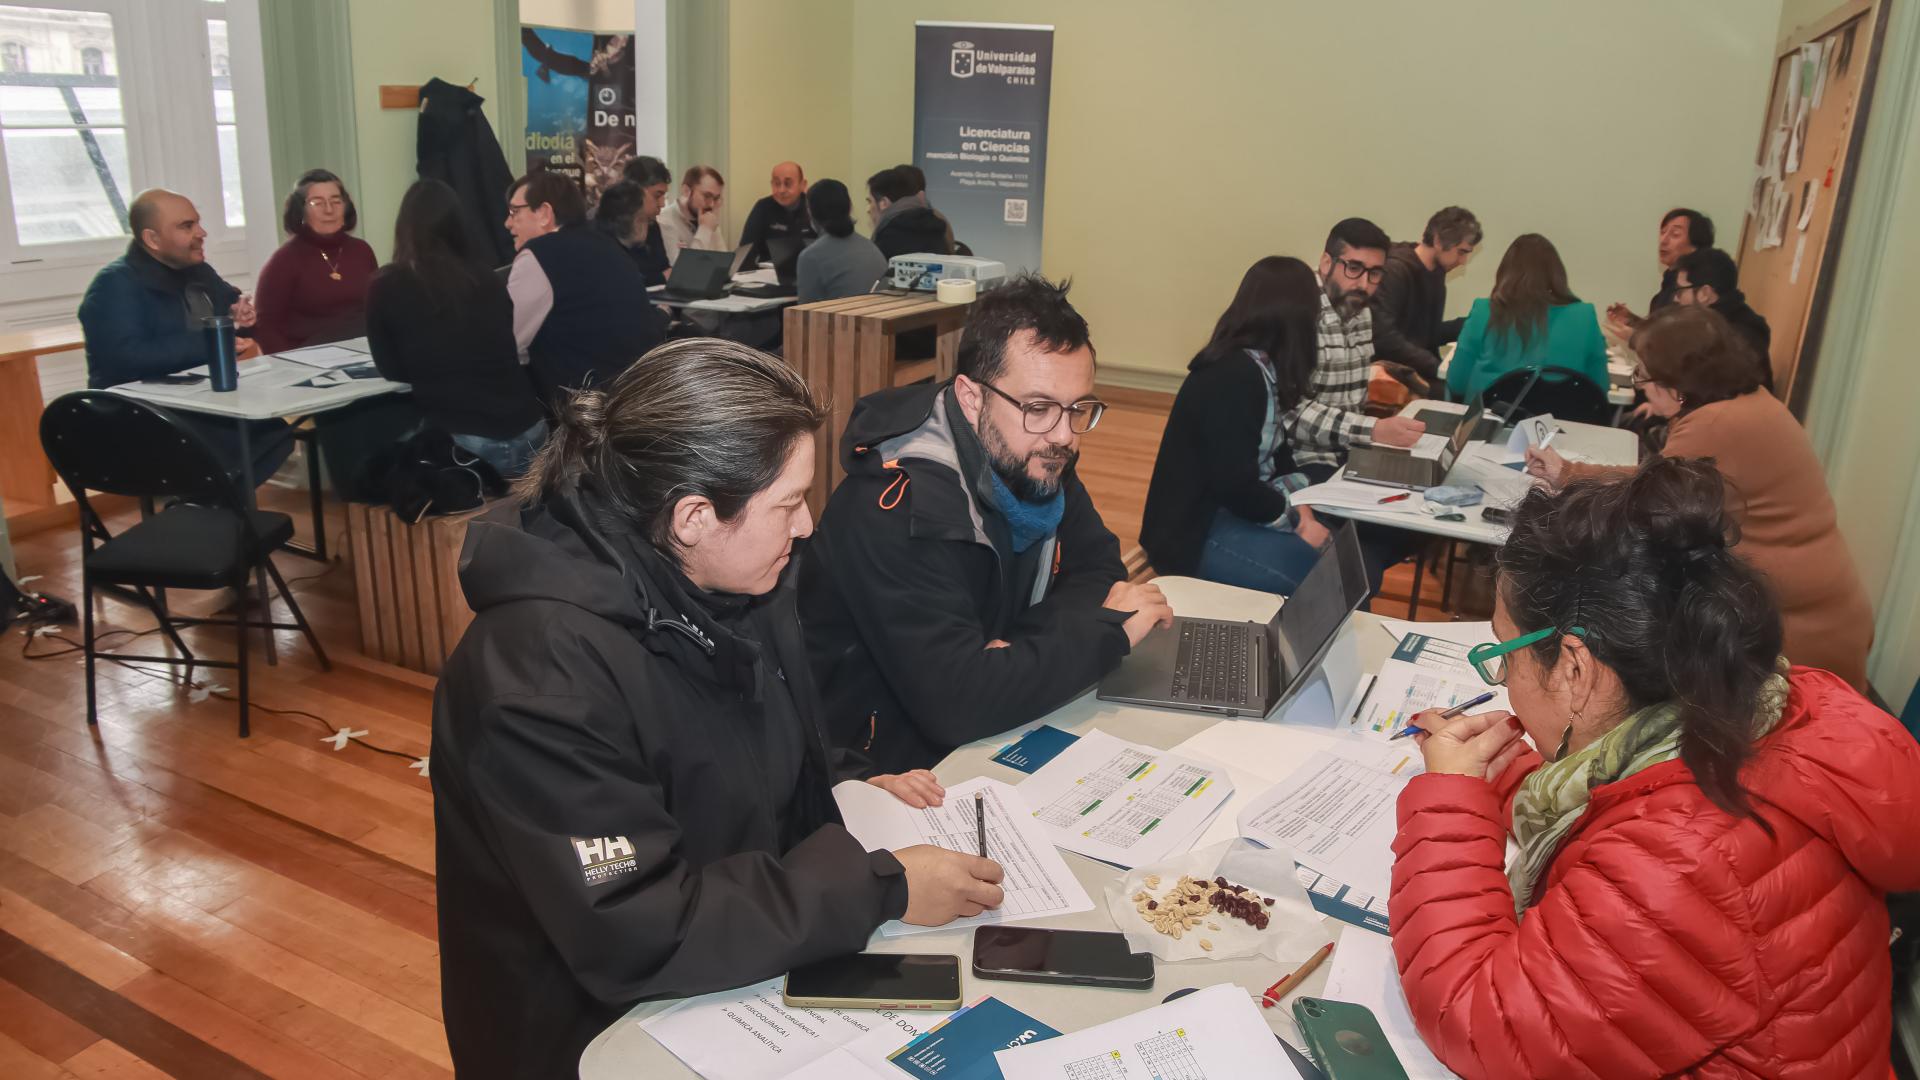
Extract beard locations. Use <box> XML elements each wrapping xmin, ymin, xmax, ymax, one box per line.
<box><xmin>978</xmin><ymin>415</ymin><xmax>1075</xmax><ymax>502</ymax></box>
<box><xmin>1325</xmin><ymin>279</ymin><xmax>1368</xmax><ymax>318</ymax></box>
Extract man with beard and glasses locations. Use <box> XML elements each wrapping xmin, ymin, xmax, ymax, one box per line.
<box><xmin>800</xmin><ymin>275</ymin><xmax>1173</xmax><ymax>773</ymax></box>
<box><xmin>1288</xmin><ymin>217</ymin><xmax>1428</xmax><ymax>472</ymax></box>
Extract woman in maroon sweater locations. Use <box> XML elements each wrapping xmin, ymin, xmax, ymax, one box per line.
<box><xmin>252</xmin><ymin>168</ymin><xmax>378</xmax><ymax>353</ymax></box>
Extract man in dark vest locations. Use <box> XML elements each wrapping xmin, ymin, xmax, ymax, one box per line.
<box><xmin>505</xmin><ymin>170</ymin><xmax>666</xmax><ymax>401</ymax></box>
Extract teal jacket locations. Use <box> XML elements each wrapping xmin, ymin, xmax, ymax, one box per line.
<box><xmin>1446</xmin><ymin>298</ymin><xmax>1609</xmax><ymax>403</ymax></box>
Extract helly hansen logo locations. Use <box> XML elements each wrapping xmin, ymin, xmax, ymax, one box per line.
<box><xmin>572</xmin><ymin>835</ymin><xmax>637</xmax><ymax>887</ymax></box>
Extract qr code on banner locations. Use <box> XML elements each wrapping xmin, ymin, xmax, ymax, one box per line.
<box><xmin>1003</xmin><ymin>198</ymin><xmax>1028</xmax><ymax>224</ymax></box>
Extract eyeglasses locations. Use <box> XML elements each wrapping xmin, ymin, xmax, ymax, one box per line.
<box><xmin>1332</xmin><ymin>257</ymin><xmax>1385</xmax><ymax>284</ymax></box>
<box><xmin>1630</xmin><ymin>368</ymin><xmax>1653</xmax><ymax>388</ymax></box>
<box><xmin>505</xmin><ymin>201</ymin><xmax>532</xmax><ymax>217</ymax></box>
<box><xmin>976</xmin><ymin>380</ymin><xmax>1106</xmax><ymax>434</ymax></box>
<box><xmin>1466</xmin><ymin>625</ymin><xmax>1586</xmax><ymax>686</ymax></box>
<box><xmin>306</xmin><ymin>196</ymin><xmax>345</xmax><ymax>210</ymax></box>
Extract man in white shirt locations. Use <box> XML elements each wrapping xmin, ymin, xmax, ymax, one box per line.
<box><xmin>658</xmin><ymin>164</ymin><xmax>730</xmax><ymax>265</ymax></box>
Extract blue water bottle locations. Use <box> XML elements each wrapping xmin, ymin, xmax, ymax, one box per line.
<box><xmin>203</xmin><ymin>314</ymin><xmax>238</xmax><ymax>392</ymax></box>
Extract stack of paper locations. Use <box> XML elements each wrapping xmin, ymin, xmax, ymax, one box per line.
<box><xmin>1340</xmin><ymin>631</ymin><xmax>1510</xmax><ymax>742</ymax></box>
<box><xmin>273</xmin><ymin>341</ymin><xmax>371</xmax><ymax>369</ymax></box>
<box><xmin>640</xmin><ymin>979</ymin><xmax>946</xmax><ymax>1080</ymax></box>
<box><xmin>1290</xmin><ymin>478</ymin><xmax>1430</xmax><ymax>513</ymax></box>
<box><xmin>834</xmin><ymin>777</ymin><xmax>1092</xmax><ymax>936</ymax></box>
<box><xmin>1235</xmin><ymin>746</ymin><xmax>1417</xmax><ymax>902</ymax></box>
<box><xmin>1016</xmin><ymin>730</ymin><xmax>1233</xmax><ymax>868</ymax></box>
<box><xmin>993</xmin><ymin>983</ymin><xmax>1290</xmax><ymax>1079</ymax></box>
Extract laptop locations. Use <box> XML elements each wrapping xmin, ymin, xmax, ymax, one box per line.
<box><xmin>1098</xmin><ymin>522</ymin><xmax>1370</xmax><ymax>717</ymax></box>
<box><xmin>732</xmin><ymin>235</ymin><xmax>803</xmax><ymax>298</ymax></box>
<box><xmin>1411</xmin><ymin>406</ymin><xmax>1497</xmax><ymax>441</ymax></box>
<box><xmin>660</xmin><ymin>246</ymin><xmax>747</xmax><ymax>301</ymax></box>
<box><xmin>1343</xmin><ymin>403</ymin><xmax>1483</xmax><ymax>490</ymax></box>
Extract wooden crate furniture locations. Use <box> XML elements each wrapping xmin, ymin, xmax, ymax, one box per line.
<box><xmin>345</xmin><ymin>501</ymin><xmax>495</xmax><ymax>675</ymax></box>
<box><xmin>782</xmin><ymin>293</ymin><xmax>971</xmax><ymax>514</ymax></box>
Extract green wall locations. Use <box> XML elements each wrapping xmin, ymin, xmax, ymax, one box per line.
<box><xmin>345</xmin><ymin>0</ymin><xmax>505</xmax><ymax>262</ymax></box>
<box><xmin>829</xmin><ymin>0</ymin><xmax>1785</xmax><ymax>386</ymax></box>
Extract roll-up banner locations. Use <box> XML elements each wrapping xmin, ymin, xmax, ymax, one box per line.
<box><xmin>913</xmin><ymin>22</ymin><xmax>1054</xmax><ymax>274</ymax></box>
<box><xmin>520</xmin><ymin>27</ymin><xmax>637</xmax><ymax>214</ymax></box>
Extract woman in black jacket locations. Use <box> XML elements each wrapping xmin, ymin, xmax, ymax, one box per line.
<box><xmin>366</xmin><ymin>179</ymin><xmax>547</xmax><ymax>477</ymax></box>
<box><xmin>1140</xmin><ymin>256</ymin><xmax>1330</xmax><ymax>593</ymax></box>
<box><xmin>431</xmin><ymin>338</ymin><xmax>1006</xmax><ymax>1079</ymax></box>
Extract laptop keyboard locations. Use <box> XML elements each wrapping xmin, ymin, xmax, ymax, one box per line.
<box><xmin>1171</xmin><ymin>621</ymin><xmax>1252</xmax><ymax>707</ymax></box>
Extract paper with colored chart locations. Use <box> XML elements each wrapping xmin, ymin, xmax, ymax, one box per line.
<box><xmin>993</xmin><ymin>983</ymin><xmax>1290</xmax><ymax>1080</ymax></box>
<box><xmin>1017</xmin><ymin>729</ymin><xmax>1234</xmax><ymax>868</ymax></box>
<box><xmin>1237</xmin><ymin>749</ymin><xmax>1418</xmax><ymax>901</ymax></box>
<box><xmin>1340</xmin><ymin>633</ymin><xmax>1510</xmax><ymax>743</ymax></box>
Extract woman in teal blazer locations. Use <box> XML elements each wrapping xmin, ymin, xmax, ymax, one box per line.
<box><xmin>1446</xmin><ymin>233</ymin><xmax>1609</xmax><ymax>403</ymax></box>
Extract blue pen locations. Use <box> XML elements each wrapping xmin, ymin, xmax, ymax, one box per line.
<box><xmin>1390</xmin><ymin>690</ymin><xmax>1499</xmax><ymax>740</ymax></box>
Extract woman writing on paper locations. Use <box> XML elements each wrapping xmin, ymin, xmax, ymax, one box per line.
<box><xmin>1526</xmin><ymin>304</ymin><xmax>1872</xmax><ymax>687</ymax></box>
<box><xmin>1388</xmin><ymin>457</ymin><xmax>1920</xmax><ymax>1079</ymax></box>
<box><xmin>431</xmin><ymin>339</ymin><xmax>1004</xmax><ymax>1078</ymax></box>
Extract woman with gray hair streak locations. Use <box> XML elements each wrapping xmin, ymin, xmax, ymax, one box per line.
<box><xmin>428</xmin><ymin>338</ymin><xmax>1007</xmax><ymax>1079</ymax></box>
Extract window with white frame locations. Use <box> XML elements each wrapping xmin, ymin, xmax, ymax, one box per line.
<box><xmin>0</xmin><ymin>0</ymin><xmax>262</xmax><ymax>293</ymax></box>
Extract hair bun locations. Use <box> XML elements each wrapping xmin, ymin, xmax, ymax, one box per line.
<box><xmin>1623</xmin><ymin>456</ymin><xmax>1737</xmax><ymax>558</ymax></box>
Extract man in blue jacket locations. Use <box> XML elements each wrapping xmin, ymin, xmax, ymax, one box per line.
<box><xmin>78</xmin><ymin>189</ymin><xmax>292</xmax><ymax>481</ymax></box>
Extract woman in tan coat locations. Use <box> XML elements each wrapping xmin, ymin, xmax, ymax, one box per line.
<box><xmin>1527</xmin><ymin>305</ymin><xmax>1873</xmax><ymax>688</ymax></box>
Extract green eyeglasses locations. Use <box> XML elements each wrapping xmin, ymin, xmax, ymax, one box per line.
<box><xmin>1467</xmin><ymin>625</ymin><xmax>1586</xmax><ymax>685</ymax></box>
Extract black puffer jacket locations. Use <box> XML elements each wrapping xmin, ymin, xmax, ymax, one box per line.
<box><xmin>432</xmin><ymin>487</ymin><xmax>907</xmax><ymax>1079</ymax></box>
<box><xmin>799</xmin><ymin>383</ymin><xmax>1130</xmax><ymax>774</ymax></box>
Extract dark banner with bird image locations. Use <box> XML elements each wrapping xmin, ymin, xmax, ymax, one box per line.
<box><xmin>520</xmin><ymin>26</ymin><xmax>635</xmax><ymax>214</ymax></box>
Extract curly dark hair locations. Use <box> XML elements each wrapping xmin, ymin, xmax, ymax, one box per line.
<box><xmin>956</xmin><ymin>275</ymin><xmax>1095</xmax><ymax>385</ymax></box>
<box><xmin>281</xmin><ymin>168</ymin><xmax>358</xmax><ymax>236</ymax></box>
<box><xmin>1498</xmin><ymin>456</ymin><xmax>1782</xmax><ymax>818</ymax></box>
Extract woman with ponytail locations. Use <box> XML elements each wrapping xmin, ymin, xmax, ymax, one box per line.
<box><xmin>1387</xmin><ymin>457</ymin><xmax>1920</xmax><ymax>1080</ymax></box>
<box><xmin>796</xmin><ymin>178</ymin><xmax>888</xmax><ymax>302</ymax></box>
<box><xmin>1528</xmin><ymin>302</ymin><xmax>1873</xmax><ymax>687</ymax></box>
<box><xmin>429</xmin><ymin>339</ymin><xmax>1007</xmax><ymax>1079</ymax></box>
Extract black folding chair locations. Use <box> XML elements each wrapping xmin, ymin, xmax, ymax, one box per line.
<box><xmin>1477</xmin><ymin>364</ymin><xmax>1612</xmax><ymax>426</ymax></box>
<box><xmin>39</xmin><ymin>391</ymin><xmax>329</xmax><ymax>737</ymax></box>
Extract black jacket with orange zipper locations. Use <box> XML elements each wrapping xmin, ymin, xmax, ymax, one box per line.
<box><xmin>798</xmin><ymin>380</ymin><xmax>1131</xmax><ymax>774</ymax></box>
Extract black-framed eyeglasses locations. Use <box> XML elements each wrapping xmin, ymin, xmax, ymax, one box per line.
<box><xmin>976</xmin><ymin>380</ymin><xmax>1106</xmax><ymax>434</ymax></box>
<box><xmin>1630</xmin><ymin>368</ymin><xmax>1653</xmax><ymax>388</ymax></box>
<box><xmin>1332</xmin><ymin>257</ymin><xmax>1385</xmax><ymax>284</ymax></box>
<box><xmin>505</xmin><ymin>201</ymin><xmax>531</xmax><ymax>216</ymax></box>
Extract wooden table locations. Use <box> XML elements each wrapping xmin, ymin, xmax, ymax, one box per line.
<box><xmin>782</xmin><ymin>293</ymin><xmax>971</xmax><ymax>515</ymax></box>
<box><xmin>0</xmin><ymin>325</ymin><xmax>85</xmax><ymax>533</ymax></box>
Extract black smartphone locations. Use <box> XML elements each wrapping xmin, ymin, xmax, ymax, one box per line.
<box><xmin>1481</xmin><ymin>505</ymin><xmax>1513</xmax><ymax>525</ymax></box>
<box><xmin>142</xmin><ymin>373</ymin><xmax>203</xmax><ymax>386</ymax></box>
<box><xmin>782</xmin><ymin>953</ymin><xmax>962</xmax><ymax>1010</ymax></box>
<box><xmin>971</xmin><ymin>926</ymin><xmax>1155</xmax><ymax>990</ymax></box>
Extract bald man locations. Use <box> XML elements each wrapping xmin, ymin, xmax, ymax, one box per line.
<box><xmin>78</xmin><ymin>188</ymin><xmax>293</xmax><ymax>481</ymax></box>
<box><xmin>738</xmin><ymin>160</ymin><xmax>817</xmax><ymax>260</ymax></box>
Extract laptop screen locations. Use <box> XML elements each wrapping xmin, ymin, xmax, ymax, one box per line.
<box><xmin>1438</xmin><ymin>403</ymin><xmax>1483</xmax><ymax>471</ymax></box>
<box><xmin>1272</xmin><ymin>523</ymin><xmax>1369</xmax><ymax>675</ymax></box>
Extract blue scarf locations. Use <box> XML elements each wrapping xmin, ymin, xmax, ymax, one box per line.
<box><xmin>987</xmin><ymin>470</ymin><xmax>1065</xmax><ymax>554</ymax></box>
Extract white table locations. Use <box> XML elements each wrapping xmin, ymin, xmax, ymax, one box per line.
<box><xmin>110</xmin><ymin>338</ymin><xmax>408</xmax><ymax>559</ymax></box>
<box><xmin>1311</xmin><ymin>400</ymin><xmax>1639</xmax><ymax>548</ymax></box>
<box><xmin>648</xmin><ymin>285</ymin><xmax>797</xmax><ymax>315</ymax></box>
<box><xmin>579</xmin><ymin>577</ymin><xmax>1403</xmax><ymax>1079</ymax></box>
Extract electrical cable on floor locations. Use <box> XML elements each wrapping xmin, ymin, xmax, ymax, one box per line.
<box><xmin>25</xmin><ymin>627</ymin><xmax>428</xmax><ymax>768</ymax></box>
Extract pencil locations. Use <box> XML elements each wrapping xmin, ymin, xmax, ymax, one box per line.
<box><xmin>1261</xmin><ymin>941</ymin><xmax>1336</xmax><ymax>1008</ymax></box>
<box><xmin>975</xmin><ymin>791</ymin><xmax>986</xmax><ymax>858</ymax></box>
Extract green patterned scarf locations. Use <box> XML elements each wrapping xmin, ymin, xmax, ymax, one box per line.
<box><xmin>1507</xmin><ymin>661</ymin><xmax>1791</xmax><ymax>913</ymax></box>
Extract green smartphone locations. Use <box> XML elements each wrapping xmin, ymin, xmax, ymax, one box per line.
<box><xmin>1291</xmin><ymin>997</ymin><xmax>1410</xmax><ymax>1080</ymax></box>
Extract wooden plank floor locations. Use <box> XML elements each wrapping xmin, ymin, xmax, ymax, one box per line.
<box><xmin>0</xmin><ymin>390</ymin><xmax>1462</xmax><ymax>1077</ymax></box>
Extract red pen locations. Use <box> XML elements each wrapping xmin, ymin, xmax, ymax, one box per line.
<box><xmin>1262</xmin><ymin>940</ymin><xmax>1337</xmax><ymax>1008</ymax></box>
<box><xmin>1377</xmin><ymin>492</ymin><xmax>1411</xmax><ymax>504</ymax></box>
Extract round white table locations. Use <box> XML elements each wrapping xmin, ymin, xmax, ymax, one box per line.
<box><xmin>577</xmin><ymin>577</ymin><xmax>1404</xmax><ymax>1078</ymax></box>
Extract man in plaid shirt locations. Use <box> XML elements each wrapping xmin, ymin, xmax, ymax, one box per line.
<box><xmin>1285</xmin><ymin>217</ymin><xmax>1429</xmax><ymax>470</ymax></box>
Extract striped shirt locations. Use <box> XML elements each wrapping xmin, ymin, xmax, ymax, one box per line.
<box><xmin>1285</xmin><ymin>286</ymin><xmax>1379</xmax><ymax>468</ymax></box>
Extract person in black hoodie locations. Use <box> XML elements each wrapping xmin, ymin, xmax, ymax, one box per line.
<box><xmin>800</xmin><ymin>276</ymin><xmax>1173</xmax><ymax>774</ymax></box>
<box><xmin>1671</xmin><ymin>246</ymin><xmax>1774</xmax><ymax>390</ymax></box>
<box><xmin>1141</xmin><ymin>257</ymin><xmax>1332</xmax><ymax>592</ymax></box>
<box><xmin>432</xmin><ymin>338</ymin><xmax>1006</xmax><ymax>1079</ymax></box>
<box><xmin>1370</xmin><ymin>206</ymin><xmax>1481</xmax><ymax>384</ymax></box>
<box><xmin>867</xmin><ymin>165</ymin><xmax>954</xmax><ymax>260</ymax></box>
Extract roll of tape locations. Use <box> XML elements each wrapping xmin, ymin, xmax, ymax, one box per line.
<box><xmin>935</xmin><ymin>278</ymin><xmax>977</xmax><ymax>304</ymax></box>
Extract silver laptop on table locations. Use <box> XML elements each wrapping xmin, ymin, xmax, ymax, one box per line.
<box><xmin>1098</xmin><ymin>522</ymin><xmax>1370</xmax><ymax>717</ymax></box>
<box><xmin>1342</xmin><ymin>403</ymin><xmax>1483</xmax><ymax>491</ymax></box>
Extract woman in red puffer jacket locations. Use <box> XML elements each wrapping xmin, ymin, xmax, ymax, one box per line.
<box><xmin>1389</xmin><ymin>457</ymin><xmax>1920</xmax><ymax>1080</ymax></box>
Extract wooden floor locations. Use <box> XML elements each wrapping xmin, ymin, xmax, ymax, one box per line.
<box><xmin>0</xmin><ymin>389</ymin><xmax>1459</xmax><ymax>1078</ymax></box>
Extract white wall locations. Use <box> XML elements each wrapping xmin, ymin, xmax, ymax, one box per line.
<box><xmin>522</xmin><ymin>0</ymin><xmax>633</xmax><ymax>31</ymax></box>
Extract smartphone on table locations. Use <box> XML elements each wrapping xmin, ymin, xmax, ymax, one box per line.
<box><xmin>782</xmin><ymin>953</ymin><xmax>962</xmax><ymax>1011</ymax></box>
<box><xmin>1291</xmin><ymin>997</ymin><xmax>1409</xmax><ymax>1079</ymax></box>
<box><xmin>971</xmin><ymin>926</ymin><xmax>1155</xmax><ymax>991</ymax></box>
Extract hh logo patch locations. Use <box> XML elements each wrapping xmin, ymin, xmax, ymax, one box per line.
<box><xmin>571</xmin><ymin>835</ymin><xmax>637</xmax><ymax>887</ymax></box>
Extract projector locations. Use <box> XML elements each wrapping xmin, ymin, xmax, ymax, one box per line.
<box><xmin>889</xmin><ymin>253</ymin><xmax>1007</xmax><ymax>292</ymax></box>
